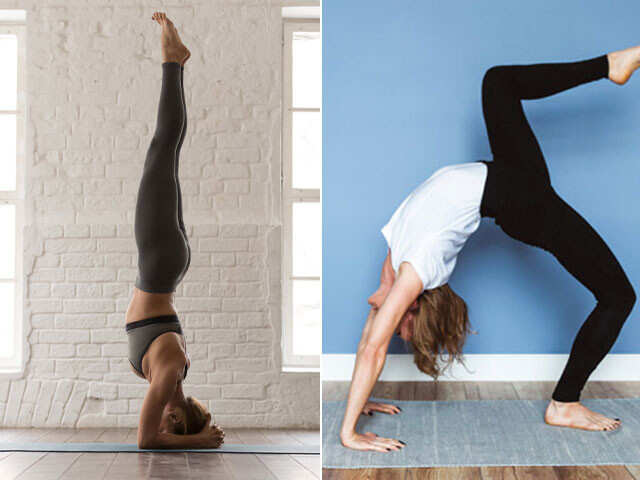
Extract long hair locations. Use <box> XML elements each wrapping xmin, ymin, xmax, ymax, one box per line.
<box><xmin>409</xmin><ymin>283</ymin><xmax>471</xmax><ymax>378</ymax></box>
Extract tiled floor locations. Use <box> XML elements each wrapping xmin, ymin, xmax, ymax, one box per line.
<box><xmin>0</xmin><ymin>427</ymin><xmax>319</xmax><ymax>479</ymax></box>
<box><xmin>322</xmin><ymin>381</ymin><xmax>640</xmax><ymax>479</ymax></box>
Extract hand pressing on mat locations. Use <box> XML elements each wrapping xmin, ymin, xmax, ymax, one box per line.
<box><xmin>362</xmin><ymin>401</ymin><xmax>402</xmax><ymax>416</ymax></box>
<box><xmin>341</xmin><ymin>431</ymin><xmax>405</xmax><ymax>452</ymax></box>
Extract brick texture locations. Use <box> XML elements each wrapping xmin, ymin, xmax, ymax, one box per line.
<box><xmin>0</xmin><ymin>0</ymin><xmax>319</xmax><ymax>428</ymax></box>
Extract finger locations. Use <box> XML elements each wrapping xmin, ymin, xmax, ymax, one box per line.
<box><xmin>363</xmin><ymin>443</ymin><xmax>390</xmax><ymax>453</ymax></box>
<box><xmin>372</xmin><ymin>439</ymin><xmax>401</xmax><ymax>451</ymax></box>
<box><xmin>375</xmin><ymin>436</ymin><xmax>404</xmax><ymax>449</ymax></box>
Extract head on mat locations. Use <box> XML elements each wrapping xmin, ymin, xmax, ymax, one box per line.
<box><xmin>124</xmin><ymin>11</ymin><xmax>224</xmax><ymax>450</ymax></box>
<box><xmin>159</xmin><ymin>396</ymin><xmax>210</xmax><ymax>435</ymax></box>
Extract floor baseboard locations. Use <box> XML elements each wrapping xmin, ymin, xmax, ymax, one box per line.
<box><xmin>321</xmin><ymin>354</ymin><xmax>640</xmax><ymax>381</ymax></box>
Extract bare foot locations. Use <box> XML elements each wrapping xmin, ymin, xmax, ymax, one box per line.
<box><xmin>544</xmin><ymin>400</ymin><xmax>621</xmax><ymax>431</ymax></box>
<box><xmin>607</xmin><ymin>45</ymin><xmax>640</xmax><ymax>85</ymax></box>
<box><xmin>151</xmin><ymin>12</ymin><xmax>190</xmax><ymax>65</ymax></box>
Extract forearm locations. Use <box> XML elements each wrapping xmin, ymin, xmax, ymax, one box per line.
<box><xmin>340</xmin><ymin>344</ymin><xmax>386</xmax><ymax>440</ymax></box>
<box><xmin>139</xmin><ymin>432</ymin><xmax>208</xmax><ymax>450</ymax></box>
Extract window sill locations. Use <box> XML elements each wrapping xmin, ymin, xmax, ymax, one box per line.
<box><xmin>282</xmin><ymin>366</ymin><xmax>320</xmax><ymax>374</ymax></box>
<box><xmin>0</xmin><ymin>367</ymin><xmax>24</xmax><ymax>380</ymax></box>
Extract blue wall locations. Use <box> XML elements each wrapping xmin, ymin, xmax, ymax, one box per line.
<box><xmin>323</xmin><ymin>0</ymin><xmax>640</xmax><ymax>355</ymax></box>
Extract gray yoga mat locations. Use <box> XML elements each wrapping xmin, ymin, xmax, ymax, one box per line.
<box><xmin>0</xmin><ymin>442</ymin><xmax>319</xmax><ymax>454</ymax></box>
<box><xmin>323</xmin><ymin>398</ymin><xmax>640</xmax><ymax>468</ymax></box>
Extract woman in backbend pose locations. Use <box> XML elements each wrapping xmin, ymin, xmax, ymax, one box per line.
<box><xmin>125</xmin><ymin>12</ymin><xmax>224</xmax><ymax>449</ymax></box>
<box><xmin>341</xmin><ymin>46</ymin><xmax>640</xmax><ymax>452</ymax></box>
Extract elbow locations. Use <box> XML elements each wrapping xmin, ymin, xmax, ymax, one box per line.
<box><xmin>138</xmin><ymin>432</ymin><xmax>157</xmax><ymax>450</ymax></box>
<box><xmin>138</xmin><ymin>438</ymin><xmax>153</xmax><ymax>450</ymax></box>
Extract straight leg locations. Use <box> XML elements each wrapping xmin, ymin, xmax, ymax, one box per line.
<box><xmin>134</xmin><ymin>62</ymin><xmax>189</xmax><ymax>293</ymax></box>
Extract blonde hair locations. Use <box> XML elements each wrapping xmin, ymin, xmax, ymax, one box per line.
<box><xmin>174</xmin><ymin>396</ymin><xmax>210</xmax><ymax>435</ymax></box>
<box><xmin>410</xmin><ymin>284</ymin><xmax>471</xmax><ymax>378</ymax></box>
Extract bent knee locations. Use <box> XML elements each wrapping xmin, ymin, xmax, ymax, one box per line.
<box><xmin>599</xmin><ymin>280</ymin><xmax>636</xmax><ymax>317</ymax></box>
<box><xmin>482</xmin><ymin>66</ymin><xmax>511</xmax><ymax>94</ymax></box>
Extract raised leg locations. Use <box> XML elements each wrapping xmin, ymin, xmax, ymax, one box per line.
<box><xmin>481</xmin><ymin>55</ymin><xmax>609</xmax><ymax>181</ymax></box>
<box><xmin>175</xmin><ymin>65</ymin><xmax>191</xmax><ymax>273</ymax></box>
<box><xmin>134</xmin><ymin>14</ymin><xmax>191</xmax><ymax>293</ymax></box>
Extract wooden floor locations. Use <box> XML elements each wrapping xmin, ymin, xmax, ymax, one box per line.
<box><xmin>0</xmin><ymin>427</ymin><xmax>319</xmax><ymax>479</ymax></box>
<box><xmin>322</xmin><ymin>381</ymin><xmax>640</xmax><ymax>479</ymax></box>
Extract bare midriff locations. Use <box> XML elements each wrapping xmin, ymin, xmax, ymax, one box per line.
<box><xmin>125</xmin><ymin>287</ymin><xmax>178</xmax><ymax>325</ymax></box>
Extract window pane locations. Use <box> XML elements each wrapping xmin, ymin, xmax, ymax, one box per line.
<box><xmin>0</xmin><ymin>204</ymin><xmax>15</xmax><ymax>279</ymax></box>
<box><xmin>292</xmin><ymin>202</ymin><xmax>321</xmax><ymax>277</ymax></box>
<box><xmin>292</xmin><ymin>31</ymin><xmax>320</xmax><ymax>108</ymax></box>
<box><xmin>0</xmin><ymin>35</ymin><xmax>17</xmax><ymax>110</ymax></box>
<box><xmin>292</xmin><ymin>111</ymin><xmax>320</xmax><ymax>189</ymax></box>
<box><xmin>292</xmin><ymin>279</ymin><xmax>320</xmax><ymax>356</ymax></box>
<box><xmin>0</xmin><ymin>114</ymin><xmax>16</xmax><ymax>191</ymax></box>
<box><xmin>0</xmin><ymin>282</ymin><xmax>15</xmax><ymax>358</ymax></box>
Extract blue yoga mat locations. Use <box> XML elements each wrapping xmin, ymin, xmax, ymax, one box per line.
<box><xmin>0</xmin><ymin>442</ymin><xmax>319</xmax><ymax>454</ymax></box>
<box><xmin>323</xmin><ymin>398</ymin><xmax>640</xmax><ymax>468</ymax></box>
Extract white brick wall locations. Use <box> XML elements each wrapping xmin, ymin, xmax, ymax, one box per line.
<box><xmin>0</xmin><ymin>0</ymin><xmax>319</xmax><ymax>428</ymax></box>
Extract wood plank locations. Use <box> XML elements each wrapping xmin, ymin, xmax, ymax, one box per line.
<box><xmin>463</xmin><ymin>382</ymin><xmax>482</xmax><ymax>400</ymax></box>
<box><xmin>415</xmin><ymin>382</ymin><xmax>437</xmax><ymax>400</ymax></box>
<box><xmin>103</xmin><ymin>429</ymin><xmax>151</xmax><ymax>480</ymax></box>
<box><xmin>292</xmin><ymin>454</ymin><xmax>321</xmax><ymax>479</ymax></box>
<box><xmin>554</xmin><ymin>465</ymin><xmax>634</xmax><ymax>479</ymax></box>
<box><xmin>235</xmin><ymin>428</ymin><xmax>319</xmax><ymax>480</ymax></box>
<box><xmin>481</xmin><ymin>466</ymin><xmax>561</xmax><ymax>479</ymax></box>
<box><xmin>0</xmin><ymin>452</ymin><xmax>48</xmax><ymax>480</ymax></box>
<box><xmin>59</xmin><ymin>429</ymin><xmax>112</xmax><ymax>480</ymax></box>
<box><xmin>410</xmin><ymin>467</ymin><xmax>483</xmax><ymax>479</ymax></box>
<box><xmin>512</xmin><ymin>382</ymin><xmax>555</xmax><ymax>400</ymax></box>
<box><xmin>610</xmin><ymin>382</ymin><xmax>640</xmax><ymax>397</ymax></box>
<box><xmin>477</xmin><ymin>382</ymin><xmax>518</xmax><ymax>400</ymax></box>
<box><xmin>626</xmin><ymin>465</ymin><xmax>640</xmax><ymax>479</ymax></box>
<box><xmin>15</xmin><ymin>452</ymin><xmax>82</xmax><ymax>480</ymax></box>
<box><xmin>286</xmin><ymin>429</ymin><xmax>320</xmax><ymax>446</ymax></box>
<box><xmin>222</xmin><ymin>429</ymin><xmax>276</xmax><ymax>480</ymax></box>
<box><xmin>186</xmin><ymin>451</ymin><xmax>232</xmax><ymax>480</ymax></box>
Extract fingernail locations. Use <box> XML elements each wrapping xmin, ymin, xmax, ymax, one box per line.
<box><xmin>399</xmin><ymin>440</ymin><xmax>406</xmax><ymax>445</ymax></box>
<box><xmin>615</xmin><ymin>418</ymin><xmax>620</xmax><ymax>421</ymax></box>
<box><xmin>386</xmin><ymin>448</ymin><xmax>391</xmax><ymax>452</ymax></box>
<box><xmin>370</xmin><ymin>412</ymin><xmax>374</xmax><ymax>416</ymax></box>
<box><xmin>397</xmin><ymin>407</ymin><xmax>403</xmax><ymax>411</ymax></box>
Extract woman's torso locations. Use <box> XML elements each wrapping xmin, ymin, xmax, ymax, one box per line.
<box><xmin>126</xmin><ymin>288</ymin><xmax>189</xmax><ymax>380</ymax></box>
<box><xmin>381</xmin><ymin>161</ymin><xmax>488</xmax><ymax>290</ymax></box>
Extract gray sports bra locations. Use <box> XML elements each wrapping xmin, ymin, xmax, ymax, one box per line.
<box><xmin>126</xmin><ymin>315</ymin><xmax>189</xmax><ymax>380</ymax></box>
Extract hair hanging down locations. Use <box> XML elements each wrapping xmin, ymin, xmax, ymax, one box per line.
<box><xmin>176</xmin><ymin>396</ymin><xmax>210</xmax><ymax>435</ymax></box>
<box><xmin>410</xmin><ymin>284</ymin><xmax>472</xmax><ymax>379</ymax></box>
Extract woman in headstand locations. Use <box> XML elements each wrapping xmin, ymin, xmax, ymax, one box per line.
<box><xmin>341</xmin><ymin>46</ymin><xmax>640</xmax><ymax>452</ymax></box>
<box><xmin>124</xmin><ymin>12</ymin><xmax>224</xmax><ymax>449</ymax></box>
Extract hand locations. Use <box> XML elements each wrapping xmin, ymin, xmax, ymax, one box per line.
<box><xmin>340</xmin><ymin>431</ymin><xmax>405</xmax><ymax>452</ymax></box>
<box><xmin>362</xmin><ymin>401</ymin><xmax>402</xmax><ymax>416</ymax></box>
<box><xmin>197</xmin><ymin>423</ymin><xmax>225</xmax><ymax>449</ymax></box>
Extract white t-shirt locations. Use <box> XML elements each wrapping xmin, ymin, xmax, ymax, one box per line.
<box><xmin>381</xmin><ymin>162</ymin><xmax>488</xmax><ymax>291</ymax></box>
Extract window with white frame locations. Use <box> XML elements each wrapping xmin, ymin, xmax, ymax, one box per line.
<box><xmin>0</xmin><ymin>11</ymin><xmax>25</xmax><ymax>372</ymax></box>
<box><xmin>282</xmin><ymin>20</ymin><xmax>321</xmax><ymax>370</ymax></box>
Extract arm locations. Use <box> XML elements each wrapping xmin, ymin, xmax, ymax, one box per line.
<box><xmin>138</xmin><ymin>367</ymin><xmax>221</xmax><ymax>449</ymax></box>
<box><xmin>340</xmin><ymin>262</ymin><xmax>422</xmax><ymax>452</ymax></box>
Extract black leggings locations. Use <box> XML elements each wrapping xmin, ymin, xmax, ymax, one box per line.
<box><xmin>480</xmin><ymin>55</ymin><xmax>636</xmax><ymax>402</ymax></box>
<box><xmin>134</xmin><ymin>62</ymin><xmax>191</xmax><ymax>293</ymax></box>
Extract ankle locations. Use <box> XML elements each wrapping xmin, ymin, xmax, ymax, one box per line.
<box><xmin>549</xmin><ymin>398</ymin><xmax>579</xmax><ymax>409</ymax></box>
